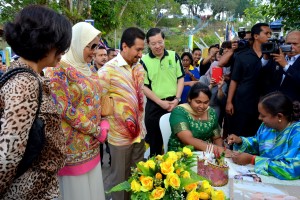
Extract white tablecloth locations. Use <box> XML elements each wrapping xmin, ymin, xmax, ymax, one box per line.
<box><xmin>193</xmin><ymin>152</ymin><xmax>300</xmax><ymax>198</ymax></box>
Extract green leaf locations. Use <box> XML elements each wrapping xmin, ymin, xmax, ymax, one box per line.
<box><xmin>136</xmin><ymin>163</ymin><xmax>154</xmax><ymax>177</ymax></box>
<box><xmin>131</xmin><ymin>192</ymin><xmax>150</xmax><ymax>200</ymax></box>
<box><xmin>106</xmin><ymin>181</ymin><xmax>131</xmax><ymax>193</ymax></box>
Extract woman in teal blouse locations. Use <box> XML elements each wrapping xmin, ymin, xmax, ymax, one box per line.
<box><xmin>228</xmin><ymin>92</ymin><xmax>300</xmax><ymax>180</ymax></box>
<box><xmin>168</xmin><ymin>82</ymin><xmax>225</xmax><ymax>152</ymax></box>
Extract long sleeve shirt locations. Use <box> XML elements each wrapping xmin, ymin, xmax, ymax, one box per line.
<box><xmin>234</xmin><ymin>122</ymin><xmax>300</xmax><ymax>180</ymax></box>
<box><xmin>98</xmin><ymin>53</ymin><xmax>146</xmax><ymax>146</ymax></box>
<box><xmin>45</xmin><ymin>62</ymin><xmax>104</xmax><ymax>176</ymax></box>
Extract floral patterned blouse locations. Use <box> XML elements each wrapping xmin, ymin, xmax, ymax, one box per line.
<box><xmin>45</xmin><ymin>62</ymin><xmax>103</xmax><ymax>174</ymax></box>
<box><xmin>168</xmin><ymin>106</ymin><xmax>220</xmax><ymax>151</ymax></box>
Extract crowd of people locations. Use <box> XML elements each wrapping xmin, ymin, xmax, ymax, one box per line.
<box><xmin>0</xmin><ymin>4</ymin><xmax>300</xmax><ymax>200</ymax></box>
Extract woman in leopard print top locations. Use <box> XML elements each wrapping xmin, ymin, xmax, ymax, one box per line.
<box><xmin>0</xmin><ymin>5</ymin><xmax>71</xmax><ymax>199</ymax></box>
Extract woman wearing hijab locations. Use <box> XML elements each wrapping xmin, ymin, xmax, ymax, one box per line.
<box><xmin>45</xmin><ymin>22</ymin><xmax>108</xmax><ymax>200</ymax></box>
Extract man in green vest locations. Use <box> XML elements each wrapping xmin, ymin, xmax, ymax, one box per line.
<box><xmin>141</xmin><ymin>28</ymin><xmax>184</xmax><ymax>157</ymax></box>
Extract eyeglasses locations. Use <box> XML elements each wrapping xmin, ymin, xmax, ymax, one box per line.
<box><xmin>86</xmin><ymin>43</ymin><xmax>98</xmax><ymax>51</ymax></box>
<box><xmin>149</xmin><ymin>41</ymin><xmax>164</xmax><ymax>47</ymax></box>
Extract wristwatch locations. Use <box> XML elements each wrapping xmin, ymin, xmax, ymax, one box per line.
<box><xmin>175</xmin><ymin>97</ymin><xmax>181</xmax><ymax>102</ymax></box>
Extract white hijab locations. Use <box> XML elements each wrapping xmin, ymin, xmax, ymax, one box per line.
<box><xmin>62</xmin><ymin>22</ymin><xmax>101</xmax><ymax>76</ymax></box>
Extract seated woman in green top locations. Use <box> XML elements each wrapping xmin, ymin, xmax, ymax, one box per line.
<box><xmin>168</xmin><ymin>82</ymin><xmax>224</xmax><ymax>152</ymax></box>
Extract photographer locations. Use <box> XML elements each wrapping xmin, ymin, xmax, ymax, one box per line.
<box><xmin>226</xmin><ymin>23</ymin><xmax>272</xmax><ymax>137</ymax></box>
<box><xmin>199</xmin><ymin>44</ymin><xmax>219</xmax><ymax>76</ymax></box>
<box><xmin>262</xmin><ymin>31</ymin><xmax>300</xmax><ymax>102</ymax></box>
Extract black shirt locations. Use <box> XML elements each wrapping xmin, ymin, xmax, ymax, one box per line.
<box><xmin>231</xmin><ymin>48</ymin><xmax>264</xmax><ymax>114</ymax></box>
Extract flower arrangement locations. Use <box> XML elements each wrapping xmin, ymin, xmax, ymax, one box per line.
<box><xmin>108</xmin><ymin>146</ymin><xmax>227</xmax><ymax>200</ymax></box>
<box><xmin>197</xmin><ymin>146</ymin><xmax>229</xmax><ymax>187</ymax></box>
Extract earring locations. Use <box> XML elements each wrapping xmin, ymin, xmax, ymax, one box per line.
<box><xmin>278</xmin><ymin>119</ymin><xmax>282</xmax><ymax>123</ymax></box>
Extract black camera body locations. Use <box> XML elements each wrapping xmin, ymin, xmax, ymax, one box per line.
<box><xmin>236</xmin><ymin>27</ymin><xmax>249</xmax><ymax>51</ymax></box>
<box><xmin>261</xmin><ymin>38</ymin><xmax>292</xmax><ymax>54</ymax></box>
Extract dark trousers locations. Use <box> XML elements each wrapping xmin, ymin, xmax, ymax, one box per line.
<box><xmin>228</xmin><ymin>111</ymin><xmax>261</xmax><ymax>137</ymax></box>
<box><xmin>109</xmin><ymin>140</ymin><xmax>145</xmax><ymax>200</ymax></box>
<box><xmin>100</xmin><ymin>141</ymin><xmax>111</xmax><ymax>165</ymax></box>
<box><xmin>145</xmin><ymin>99</ymin><xmax>169</xmax><ymax>157</ymax></box>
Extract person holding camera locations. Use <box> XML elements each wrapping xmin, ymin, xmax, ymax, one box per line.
<box><xmin>226</xmin><ymin>23</ymin><xmax>272</xmax><ymax>137</ymax></box>
<box><xmin>262</xmin><ymin>31</ymin><xmax>300</xmax><ymax>102</ymax></box>
<box><xmin>199</xmin><ymin>44</ymin><xmax>219</xmax><ymax>76</ymax></box>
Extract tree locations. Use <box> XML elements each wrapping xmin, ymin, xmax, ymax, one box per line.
<box><xmin>261</xmin><ymin>0</ymin><xmax>300</xmax><ymax>30</ymax></box>
<box><xmin>234</xmin><ymin>0</ymin><xmax>250</xmax><ymax>18</ymax></box>
<box><xmin>209</xmin><ymin>0</ymin><xmax>239</xmax><ymax>20</ymax></box>
<box><xmin>90</xmin><ymin>0</ymin><xmax>119</xmax><ymax>34</ymax></box>
<box><xmin>243</xmin><ymin>0</ymin><xmax>269</xmax><ymax>26</ymax></box>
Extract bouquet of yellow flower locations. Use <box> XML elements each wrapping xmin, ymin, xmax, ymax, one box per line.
<box><xmin>108</xmin><ymin>146</ymin><xmax>227</xmax><ymax>200</ymax></box>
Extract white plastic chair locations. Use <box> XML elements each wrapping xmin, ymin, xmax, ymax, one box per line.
<box><xmin>159</xmin><ymin>113</ymin><xmax>172</xmax><ymax>153</ymax></box>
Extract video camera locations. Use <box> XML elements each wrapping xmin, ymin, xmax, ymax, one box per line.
<box><xmin>237</xmin><ymin>27</ymin><xmax>249</xmax><ymax>49</ymax></box>
<box><xmin>261</xmin><ymin>38</ymin><xmax>292</xmax><ymax>54</ymax></box>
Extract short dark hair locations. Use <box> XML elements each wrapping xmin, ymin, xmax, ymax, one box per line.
<box><xmin>221</xmin><ymin>41</ymin><xmax>232</xmax><ymax>49</ymax></box>
<box><xmin>188</xmin><ymin>82</ymin><xmax>212</xmax><ymax>100</ymax></box>
<box><xmin>146</xmin><ymin>28</ymin><xmax>165</xmax><ymax>43</ymax></box>
<box><xmin>208</xmin><ymin>44</ymin><xmax>219</xmax><ymax>53</ymax></box>
<box><xmin>4</xmin><ymin>5</ymin><xmax>71</xmax><ymax>62</ymax></box>
<box><xmin>251</xmin><ymin>23</ymin><xmax>269</xmax><ymax>39</ymax></box>
<box><xmin>260</xmin><ymin>92</ymin><xmax>300</xmax><ymax>122</ymax></box>
<box><xmin>120</xmin><ymin>27</ymin><xmax>145</xmax><ymax>51</ymax></box>
<box><xmin>98</xmin><ymin>46</ymin><xmax>107</xmax><ymax>50</ymax></box>
<box><xmin>192</xmin><ymin>48</ymin><xmax>201</xmax><ymax>54</ymax></box>
<box><xmin>181</xmin><ymin>52</ymin><xmax>193</xmax><ymax>65</ymax></box>
<box><xmin>107</xmin><ymin>48</ymin><xmax>116</xmax><ymax>55</ymax></box>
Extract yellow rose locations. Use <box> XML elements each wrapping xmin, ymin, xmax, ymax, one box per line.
<box><xmin>155</xmin><ymin>172</ymin><xmax>162</xmax><ymax>180</ymax></box>
<box><xmin>199</xmin><ymin>192</ymin><xmax>210</xmax><ymax>200</ymax></box>
<box><xmin>200</xmin><ymin>180</ymin><xmax>212</xmax><ymax>196</ymax></box>
<box><xmin>146</xmin><ymin>160</ymin><xmax>156</xmax><ymax>170</ymax></box>
<box><xmin>211</xmin><ymin>189</ymin><xmax>225</xmax><ymax>200</ymax></box>
<box><xmin>176</xmin><ymin>151</ymin><xmax>183</xmax><ymax>159</ymax></box>
<box><xmin>138</xmin><ymin>161</ymin><xmax>148</xmax><ymax>169</ymax></box>
<box><xmin>175</xmin><ymin>168</ymin><xmax>182</xmax><ymax>176</ymax></box>
<box><xmin>149</xmin><ymin>187</ymin><xmax>165</xmax><ymax>200</ymax></box>
<box><xmin>183</xmin><ymin>146</ymin><xmax>193</xmax><ymax>157</ymax></box>
<box><xmin>164</xmin><ymin>172</ymin><xmax>180</xmax><ymax>189</ymax></box>
<box><xmin>182</xmin><ymin>171</ymin><xmax>190</xmax><ymax>179</ymax></box>
<box><xmin>184</xmin><ymin>182</ymin><xmax>198</xmax><ymax>193</ymax></box>
<box><xmin>130</xmin><ymin>179</ymin><xmax>141</xmax><ymax>193</ymax></box>
<box><xmin>186</xmin><ymin>190</ymin><xmax>200</xmax><ymax>200</ymax></box>
<box><xmin>156</xmin><ymin>155</ymin><xmax>163</xmax><ymax>161</ymax></box>
<box><xmin>138</xmin><ymin>161</ymin><xmax>145</xmax><ymax>166</ymax></box>
<box><xmin>160</xmin><ymin>161</ymin><xmax>174</xmax><ymax>175</ymax></box>
<box><xmin>166</xmin><ymin>151</ymin><xmax>178</xmax><ymax>163</ymax></box>
<box><xmin>140</xmin><ymin>176</ymin><xmax>153</xmax><ymax>192</ymax></box>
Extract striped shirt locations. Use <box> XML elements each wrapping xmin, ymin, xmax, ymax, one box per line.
<box><xmin>234</xmin><ymin>121</ymin><xmax>300</xmax><ymax>180</ymax></box>
<box><xmin>98</xmin><ymin>53</ymin><xmax>146</xmax><ymax>146</ymax></box>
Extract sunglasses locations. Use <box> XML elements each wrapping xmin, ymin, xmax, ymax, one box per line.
<box><xmin>86</xmin><ymin>43</ymin><xmax>98</xmax><ymax>50</ymax></box>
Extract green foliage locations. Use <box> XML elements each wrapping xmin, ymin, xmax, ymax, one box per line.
<box><xmin>234</xmin><ymin>0</ymin><xmax>250</xmax><ymax>17</ymax></box>
<box><xmin>243</xmin><ymin>0</ymin><xmax>271</xmax><ymax>27</ymax></box>
<box><xmin>107</xmin><ymin>181</ymin><xmax>131</xmax><ymax>193</ymax></box>
<box><xmin>261</xmin><ymin>0</ymin><xmax>300</xmax><ymax>30</ymax></box>
<box><xmin>90</xmin><ymin>0</ymin><xmax>118</xmax><ymax>35</ymax></box>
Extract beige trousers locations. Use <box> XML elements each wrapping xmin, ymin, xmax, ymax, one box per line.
<box><xmin>58</xmin><ymin>162</ymin><xmax>105</xmax><ymax>200</ymax></box>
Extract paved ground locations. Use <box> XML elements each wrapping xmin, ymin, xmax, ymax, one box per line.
<box><xmin>101</xmin><ymin>143</ymin><xmax>112</xmax><ymax>200</ymax></box>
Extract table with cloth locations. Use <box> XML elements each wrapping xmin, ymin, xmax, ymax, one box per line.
<box><xmin>193</xmin><ymin>152</ymin><xmax>300</xmax><ymax>199</ymax></box>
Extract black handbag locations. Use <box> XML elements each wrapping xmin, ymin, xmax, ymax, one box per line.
<box><xmin>0</xmin><ymin>67</ymin><xmax>45</xmax><ymax>179</ymax></box>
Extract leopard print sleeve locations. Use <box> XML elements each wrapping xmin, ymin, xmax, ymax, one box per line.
<box><xmin>0</xmin><ymin>73</ymin><xmax>39</xmax><ymax>194</ymax></box>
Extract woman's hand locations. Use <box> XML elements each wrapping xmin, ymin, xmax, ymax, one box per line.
<box><xmin>217</xmin><ymin>76</ymin><xmax>225</xmax><ymax>89</ymax></box>
<box><xmin>227</xmin><ymin>134</ymin><xmax>242</xmax><ymax>145</ymax></box>
<box><xmin>232</xmin><ymin>152</ymin><xmax>252</xmax><ymax>165</ymax></box>
<box><xmin>209</xmin><ymin>78</ymin><xmax>217</xmax><ymax>89</ymax></box>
